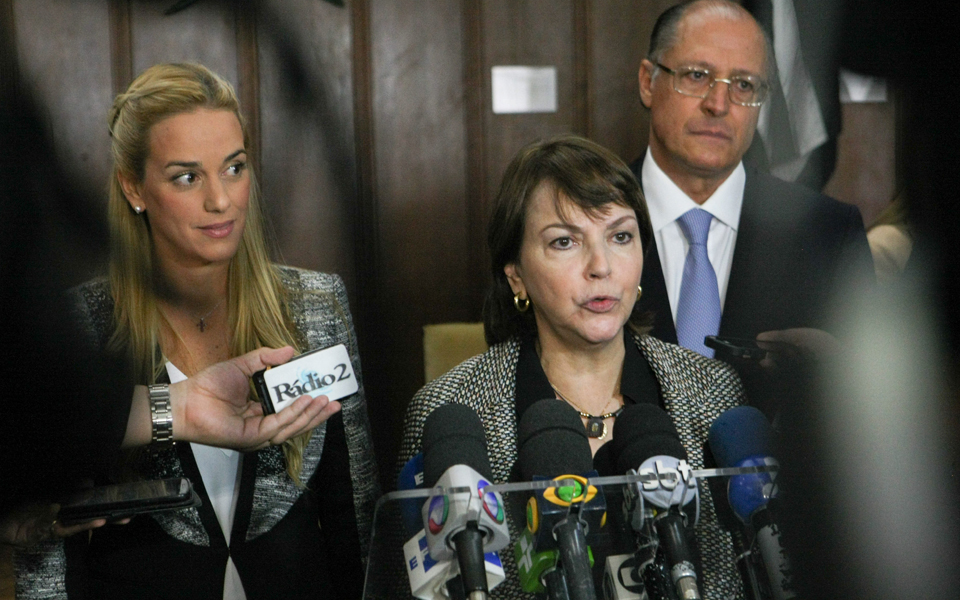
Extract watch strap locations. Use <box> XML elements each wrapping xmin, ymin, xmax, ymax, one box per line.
<box><xmin>148</xmin><ymin>383</ymin><xmax>174</xmax><ymax>447</ymax></box>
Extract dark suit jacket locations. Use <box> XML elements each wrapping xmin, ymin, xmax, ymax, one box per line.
<box><xmin>632</xmin><ymin>159</ymin><xmax>873</xmax><ymax>346</ymax></box>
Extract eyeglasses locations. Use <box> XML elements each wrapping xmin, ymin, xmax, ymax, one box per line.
<box><xmin>656</xmin><ymin>63</ymin><xmax>769</xmax><ymax>107</ymax></box>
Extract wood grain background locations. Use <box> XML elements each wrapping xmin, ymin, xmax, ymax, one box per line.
<box><xmin>3</xmin><ymin>0</ymin><xmax>897</xmax><ymax>487</ymax></box>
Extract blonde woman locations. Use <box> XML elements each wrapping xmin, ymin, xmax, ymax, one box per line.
<box><xmin>15</xmin><ymin>63</ymin><xmax>378</xmax><ymax>600</ymax></box>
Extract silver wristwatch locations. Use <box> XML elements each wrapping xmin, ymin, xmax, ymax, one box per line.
<box><xmin>148</xmin><ymin>384</ymin><xmax>174</xmax><ymax>447</ymax></box>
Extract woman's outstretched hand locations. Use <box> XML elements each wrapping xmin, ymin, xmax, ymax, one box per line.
<box><xmin>163</xmin><ymin>347</ymin><xmax>340</xmax><ymax>451</ymax></box>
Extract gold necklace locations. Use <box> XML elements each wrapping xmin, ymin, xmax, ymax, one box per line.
<box><xmin>550</xmin><ymin>384</ymin><xmax>623</xmax><ymax>439</ymax></box>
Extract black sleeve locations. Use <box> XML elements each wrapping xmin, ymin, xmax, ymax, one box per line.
<box><xmin>314</xmin><ymin>412</ymin><xmax>365</xmax><ymax>600</ymax></box>
<box><xmin>0</xmin><ymin>296</ymin><xmax>134</xmax><ymax>514</ymax></box>
<box><xmin>0</xmin><ymin>77</ymin><xmax>133</xmax><ymax>514</ymax></box>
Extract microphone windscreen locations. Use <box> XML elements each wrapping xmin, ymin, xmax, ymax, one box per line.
<box><xmin>607</xmin><ymin>403</ymin><xmax>686</xmax><ymax>474</ymax></box>
<box><xmin>708</xmin><ymin>406</ymin><xmax>774</xmax><ymax>467</ymax></box>
<box><xmin>517</xmin><ymin>399</ymin><xmax>592</xmax><ymax>480</ymax></box>
<box><xmin>421</xmin><ymin>403</ymin><xmax>492</xmax><ymax>487</ymax></box>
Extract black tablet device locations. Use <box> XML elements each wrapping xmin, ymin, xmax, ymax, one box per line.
<box><xmin>58</xmin><ymin>477</ymin><xmax>200</xmax><ymax>526</ymax></box>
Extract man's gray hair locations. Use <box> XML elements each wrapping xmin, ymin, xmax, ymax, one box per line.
<box><xmin>647</xmin><ymin>0</ymin><xmax>777</xmax><ymax>82</ymax></box>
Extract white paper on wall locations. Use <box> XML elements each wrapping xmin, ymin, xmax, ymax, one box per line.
<box><xmin>491</xmin><ymin>66</ymin><xmax>558</xmax><ymax>114</ymax></box>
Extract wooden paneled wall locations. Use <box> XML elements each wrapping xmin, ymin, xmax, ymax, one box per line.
<box><xmin>355</xmin><ymin>0</ymin><xmax>674</xmax><ymax>477</ymax></box>
<box><xmin>8</xmin><ymin>0</ymin><xmax>898</xmax><ymax>484</ymax></box>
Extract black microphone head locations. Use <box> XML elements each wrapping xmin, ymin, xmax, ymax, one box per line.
<box><xmin>421</xmin><ymin>403</ymin><xmax>492</xmax><ymax>487</ymax></box>
<box><xmin>517</xmin><ymin>399</ymin><xmax>593</xmax><ymax>480</ymax></box>
<box><xmin>608</xmin><ymin>403</ymin><xmax>687</xmax><ymax>474</ymax></box>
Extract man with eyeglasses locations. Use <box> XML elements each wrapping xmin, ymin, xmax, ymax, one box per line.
<box><xmin>632</xmin><ymin>0</ymin><xmax>873</xmax><ymax>413</ymax></box>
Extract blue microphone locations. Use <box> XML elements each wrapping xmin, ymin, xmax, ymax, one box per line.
<box><xmin>709</xmin><ymin>406</ymin><xmax>795</xmax><ymax>600</ymax></box>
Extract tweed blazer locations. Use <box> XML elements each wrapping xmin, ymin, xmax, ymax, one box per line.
<box><xmin>15</xmin><ymin>266</ymin><xmax>379</xmax><ymax>600</ymax></box>
<box><xmin>400</xmin><ymin>334</ymin><xmax>747</xmax><ymax>600</ymax></box>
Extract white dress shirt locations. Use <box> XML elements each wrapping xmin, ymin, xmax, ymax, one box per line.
<box><xmin>166</xmin><ymin>363</ymin><xmax>247</xmax><ymax>600</ymax></box>
<box><xmin>640</xmin><ymin>148</ymin><xmax>746</xmax><ymax>325</ymax></box>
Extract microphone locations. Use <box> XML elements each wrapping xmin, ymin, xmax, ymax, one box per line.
<box><xmin>606</xmin><ymin>404</ymin><xmax>701</xmax><ymax>600</ymax></box>
<box><xmin>516</xmin><ymin>399</ymin><xmax>606</xmax><ymax>600</ymax></box>
<box><xmin>708</xmin><ymin>406</ymin><xmax>795</xmax><ymax>600</ymax></box>
<box><xmin>421</xmin><ymin>404</ymin><xmax>510</xmax><ymax>600</ymax></box>
<box><xmin>701</xmin><ymin>444</ymin><xmax>764</xmax><ymax>600</ymax></box>
<box><xmin>399</xmin><ymin>452</ymin><xmax>454</xmax><ymax>600</ymax></box>
<box><xmin>400</xmin><ymin>452</ymin><xmax>506</xmax><ymax>600</ymax></box>
<box><xmin>514</xmin><ymin>528</ymin><xmax>569</xmax><ymax>600</ymax></box>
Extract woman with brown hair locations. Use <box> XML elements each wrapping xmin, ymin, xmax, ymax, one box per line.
<box><xmin>400</xmin><ymin>135</ymin><xmax>747</xmax><ymax>599</ymax></box>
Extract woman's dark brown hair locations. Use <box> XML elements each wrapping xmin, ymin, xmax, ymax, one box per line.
<box><xmin>482</xmin><ymin>135</ymin><xmax>654</xmax><ymax>345</ymax></box>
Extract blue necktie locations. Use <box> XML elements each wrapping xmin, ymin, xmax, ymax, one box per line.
<box><xmin>675</xmin><ymin>209</ymin><xmax>722</xmax><ymax>357</ymax></box>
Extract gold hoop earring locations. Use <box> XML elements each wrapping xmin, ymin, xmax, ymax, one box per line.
<box><xmin>637</xmin><ymin>285</ymin><xmax>643</xmax><ymax>301</ymax></box>
<box><xmin>514</xmin><ymin>294</ymin><xmax>530</xmax><ymax>313</ymax></box>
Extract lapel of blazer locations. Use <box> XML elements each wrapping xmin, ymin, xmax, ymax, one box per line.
<box><xmin>718</xmin><ymin>169</ymin><xmax>767</xmax><ymax>338</ymax></box>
